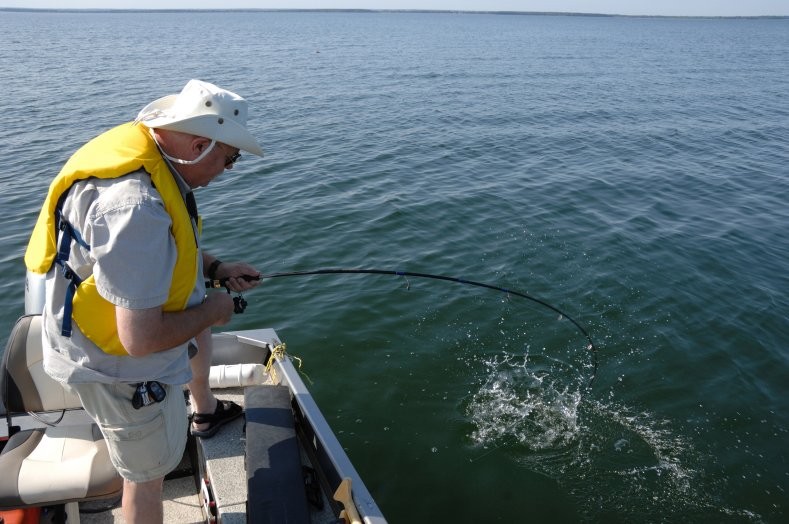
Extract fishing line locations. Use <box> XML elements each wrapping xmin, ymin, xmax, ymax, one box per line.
<box><xmin>210</xmin><ymin>268</ymin><xmax>598</xmax><ymax>390</ymax></box>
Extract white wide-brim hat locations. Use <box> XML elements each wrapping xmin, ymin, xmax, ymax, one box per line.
<box><xmin>135</xmin><ymin>79</ymin><xmax>264</xmax><ymax>157</ymax></box>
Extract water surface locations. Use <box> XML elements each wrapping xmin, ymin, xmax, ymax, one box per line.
<box><xmin>1</xmin><ymin>10</ymin><xmax>787</xmax><ymax>522</ymax></box>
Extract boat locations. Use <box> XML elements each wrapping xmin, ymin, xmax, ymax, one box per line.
<box><xmin>0</xmin><ymin>313</ymin><xmax>387</xmax><ymax>523</ymax></box>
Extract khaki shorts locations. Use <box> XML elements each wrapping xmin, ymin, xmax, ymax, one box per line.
<box><xmin>66</xmin><ymin>382</ymin><xmax>188</xmax><ymax>483</ymax></box>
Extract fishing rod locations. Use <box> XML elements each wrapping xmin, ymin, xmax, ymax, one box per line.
<box><xmin>208</xmin><ymin>268</ymin><xmax>599</xmax><ymax>390</ymax></box>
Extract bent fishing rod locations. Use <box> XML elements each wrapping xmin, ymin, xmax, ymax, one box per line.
<box><xmin>208</xmin><ymin>268</ymin><xmax>599</xmax><ymax>390</ymax></box>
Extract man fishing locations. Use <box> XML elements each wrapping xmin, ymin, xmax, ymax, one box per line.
<box><xmin>24</xmin><ymin>79</ymin><xmax>263</xmax><ymax>522</ymax></box>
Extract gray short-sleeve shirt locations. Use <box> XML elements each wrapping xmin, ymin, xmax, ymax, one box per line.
<box><xmin>42</xmin><ymin>170</ymin><xmax>202</xmax><ymax>385</ymax></box>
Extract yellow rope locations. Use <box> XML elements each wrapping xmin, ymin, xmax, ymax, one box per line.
<box><xmin>265</xmin><ymin>342</ymin><xmax>313</xmax><ymax>385</ymax></box>
<box><xmin>270</xmin><ymin>342</ymin><xmax>287</xmax><ymax>363</ymax></box>
<box><xmin>265</xmin><ymin>342</ymin><xmax>286</xmax><ymax>383</ymax></box>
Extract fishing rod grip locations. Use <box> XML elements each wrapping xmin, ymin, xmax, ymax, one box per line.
<box><xmin>205</xmin><ymin>274</ymin><xmax>261</xmax><ymax>289</ymax></box>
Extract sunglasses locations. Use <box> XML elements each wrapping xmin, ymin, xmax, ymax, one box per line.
<box><xmin>217</xmin><ymin>142</ymin><xmax>241</xmax><ymax>167</ymax></box>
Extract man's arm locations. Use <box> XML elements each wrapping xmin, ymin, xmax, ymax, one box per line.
<box><xmin>116</xmin><ymin>292</ymin><xmax>234</xmax><ymax>357</ymax></box>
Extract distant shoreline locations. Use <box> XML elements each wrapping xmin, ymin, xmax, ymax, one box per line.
<box><xmin>0</xmin><ymin>8</ymin><xmax>787</xmax><ymax>19</ymax></box>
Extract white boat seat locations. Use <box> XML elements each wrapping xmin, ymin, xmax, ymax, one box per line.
<box><xmin>0</xmin><ymin>315</ymin><xmax>123</xmax><ymax>509</ymax></box>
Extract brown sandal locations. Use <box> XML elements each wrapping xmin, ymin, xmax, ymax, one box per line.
<box><xmin>191</xmin><ymin>400</ymin><xmax>243</xmax><ymax>438</ymax></box>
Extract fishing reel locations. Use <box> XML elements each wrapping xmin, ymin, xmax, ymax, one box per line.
<box><xmin>223</xmin><ymin>286</ymin><xmax>248</xmax><ymax>314</ymax></box>
<box><xmin>233</xmin><ymin>293</ymin><xmax>248</xmax><ymax>314</ymax></box>
<box><xmin>206</xmin><ymin>275</ymin><xmax>254</xmax><ymax>313</ymax></box>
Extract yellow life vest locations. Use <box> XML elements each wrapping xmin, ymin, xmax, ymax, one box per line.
<box><xmin>25</xmin><ymin>122</ymin><xmax>199</xmax><ymax>356</ymax></box>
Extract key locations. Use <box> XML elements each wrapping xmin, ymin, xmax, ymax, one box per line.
<box><xmin>148</xmin><ymin>381</ymin><xmax>166</xmax><ymax>402</ymax></box>
<box><xmin>132</xmin><ymin>382</ymin><xmax>152</xmax><ymax>409</ymax></box>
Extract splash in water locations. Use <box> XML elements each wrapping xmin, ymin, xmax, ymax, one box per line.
<box><xmin>465</xmin><ymin>352</ymin><xmax>583</xmax><ymax>452</ymax></box>
<box><xmin>463</xmin><ymin>354</ymin><xmax>762</xmax><ymax>522</ymax></box>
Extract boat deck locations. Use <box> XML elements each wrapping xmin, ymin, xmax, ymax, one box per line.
<box><xmin>80</xmin><ymin>389</ymin><xmax>339</xmax><ymax>523</ymax></box>
<box><xmin>199</xmin><ymin>389</ymin><xmax>248</xmax><ymax>523</ymax></box>
<box><xmin>79</xmin><ymin>390</ymin><xmax>247</xmax><ymax>524</ymax></box>
<box><xmin>2</xmin><ymin>328</ymin><xmax>385</xmax><ymax>523</ymax></box>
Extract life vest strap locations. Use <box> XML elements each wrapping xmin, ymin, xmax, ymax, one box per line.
<box><xmin>55</xmin><ymin>208</ymin><xmax>90</xmax><ymax>254</ymax></box>
<box><xmin>60</xmin><ymin>264</ymin><xmax>82</xmax><ymax>337</ymax></box>
<box><xmin>53</xmin><ymin>209</ymin><xmax>90</xmax><ymax>338</ymax></box>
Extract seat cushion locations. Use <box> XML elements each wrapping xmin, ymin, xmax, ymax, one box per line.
<box><xmin>245</xmin><ymin>385</ymin><xmax>310</xmax><ymax>523</ymax></box>
<box><xmin>0</xmin><ymin>424</ymin><xmax>122</xmax><ymax>508</ymax></box>
<box><xmin>1</xmin><ymin>315</ymin><xmax>82</xmax><ymax>413</ymax></box>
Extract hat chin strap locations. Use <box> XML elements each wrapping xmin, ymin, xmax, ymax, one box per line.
<box><xmin>150</xmin><ymin>129</ymin><xmax>217</xmax><ymax>165</ymax></box>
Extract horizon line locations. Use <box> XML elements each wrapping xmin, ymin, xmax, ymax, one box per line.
<box><xmin>1</xmin><ymin>7</ymin><xmax>787</xmax><ymax>19</ymax></box>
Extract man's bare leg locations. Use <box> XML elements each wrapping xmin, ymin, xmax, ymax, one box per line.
<box><xmin>122</xmin><ymin>477</ymin><xmax>164</xmax><ymax>523</ymax></box>
<box><xmin>188</xmin><ymin>328</ymin><xmax>217</xmax><ymax>431</ymax></box>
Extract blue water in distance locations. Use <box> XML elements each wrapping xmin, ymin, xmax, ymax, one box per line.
<box><xmin>1</xmin><ymin>10</ymin><xmax>787</xmax><ymax>522</ymax></box>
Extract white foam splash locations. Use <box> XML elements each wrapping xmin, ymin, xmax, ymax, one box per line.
<box><xmin>465</xmin><ymin>353</ymin><xmax>582</xmax><ymax>451</ymax></box>
<box><xmin>463</xmin><ymin>356</ymin><xmax>763</xmax><ymax>522</ymax></box>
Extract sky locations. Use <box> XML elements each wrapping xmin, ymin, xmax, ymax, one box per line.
<box><xmin>1</xmin><ymin>1</ymin><xmax>787</xmax><ymax>17</ymax></box>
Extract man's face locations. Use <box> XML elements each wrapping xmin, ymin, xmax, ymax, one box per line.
<box><xmin>184</xmin><ymin>139</ymin><xmax>241</xmax><ymax>188</ymax></box>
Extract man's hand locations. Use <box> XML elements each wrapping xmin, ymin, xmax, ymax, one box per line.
<box><xmin>204</xmin><ymin>291</ymin><xmax>235</xmax><ymax>325</ymax></box>
<box><xmin>214</xmin><ymin>261</ymin><xmax>261</xmax><ymax>292</ymax></box>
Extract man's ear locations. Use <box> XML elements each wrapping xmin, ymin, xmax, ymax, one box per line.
<box><xmin>193</xmin><ymin>136</ymin><xmax>211</xmax><ymax>152</ymax></box>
